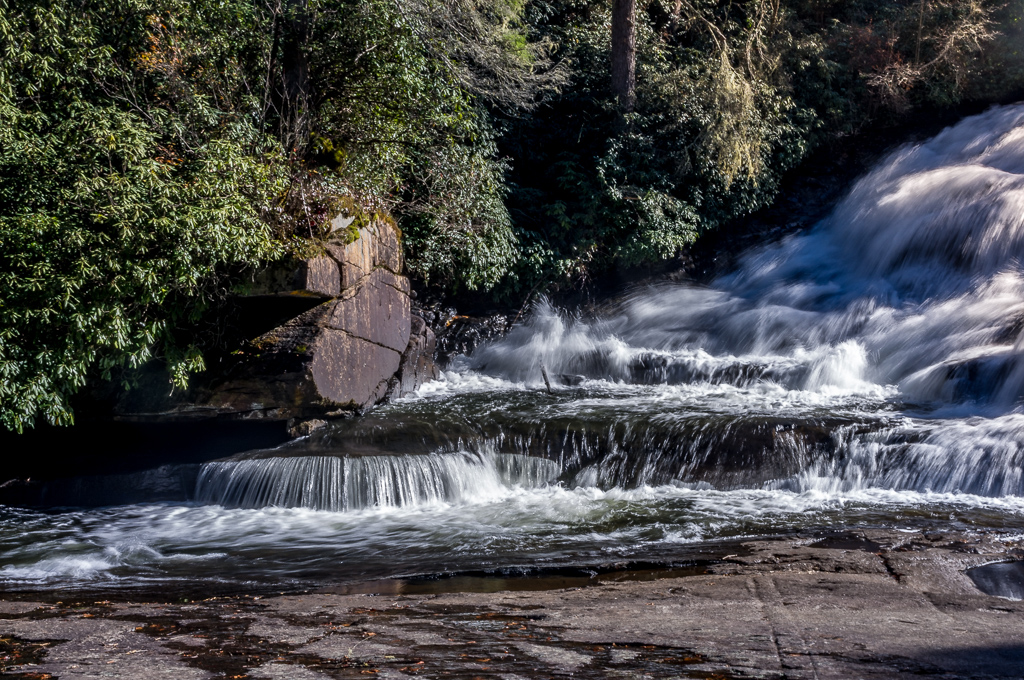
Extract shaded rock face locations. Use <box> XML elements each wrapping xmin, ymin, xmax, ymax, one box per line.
<box><xmin>390</xmin><ymin>313</ymin><xmax>440</xmax><ymax>399</ymax></box>
<box><xmin>118</xmin><ymin>217</ymin><xmax>437</xmax><ymax>423</ymax></box>
<box><xmin>432</xmin><ymin>311</ymin><xmax>512</xmax><ymax>367</ymax></box>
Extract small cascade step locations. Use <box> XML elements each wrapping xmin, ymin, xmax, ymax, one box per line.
<box><xmin>194</xmin><ymin>452</ymin><xmax>559</xmax><ymax>511</ymax></box>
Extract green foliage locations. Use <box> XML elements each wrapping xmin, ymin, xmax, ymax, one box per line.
<box><xmin>492</xmin><ymin>0</ymin><xmax>811</xmax><ymax>293</ymax></box>
<box><xmin>402</xmin><ymin>0</ymin><xmax>567</xmax><ymax>110</ymax></box>
<box><xmin>298</xmin><ymin>0</ymin><xmax>521</xmax><ymax>289</ymax></box>
<box><xmin>0</xmin><ymin>0</ymin><xmax>290</xmax><ymax>430</ymax></box>
<box><xmin>398</xmin><ymin>114</ymin><xmax>518</xmax><ymax>290</ymax></box>
<box><xmin>3</xmin><ymin>0</ymin><xmax>1024</xmax><ymax>429</ymax></box>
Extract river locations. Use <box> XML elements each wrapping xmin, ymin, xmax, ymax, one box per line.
<box><xmin>3</xmin><ymin>105</ymin><xmax>1024</xmax><ymax>594</ymax></box>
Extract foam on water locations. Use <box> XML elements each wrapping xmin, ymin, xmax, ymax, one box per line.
<box><xmin>2</xmin><ymin>481</ymin><xmax>1023</xmax><ymax>587</ymax></box>
<box><xmin>466</xmin><ymin>105</ymin><xmax>1024</xmax><ymax>410</ymax></box>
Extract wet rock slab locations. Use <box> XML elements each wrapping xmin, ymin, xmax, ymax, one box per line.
<box><xmin>0</xmin><ymin>529</ymin><xmax>1022</xmax><ymax>679</ymax></box>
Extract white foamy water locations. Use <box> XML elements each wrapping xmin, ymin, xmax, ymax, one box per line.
<box><xmin>1</xmin><ymin>483</ymin><xmax>1022</xmax><ymax>587</ymax></box>
<box><xmin>194</xmin><ymin>452</ymin><xmax>559</xmax><ymax>511</ymax></box>
<box><xmin>4</xmin><ymin>105</ymin><xmax>1024</xmax><ymax>590</ymax></box>
<box><xmin>467</xmin><ymin>105</ymin><xmax>1024</xmax><ymax>409</ymax></box>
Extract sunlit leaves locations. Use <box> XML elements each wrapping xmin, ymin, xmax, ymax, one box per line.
<box><xmin>0</xmin><ymin>0</ymin><xmax>287</xmax><ymax>430</ymax></box>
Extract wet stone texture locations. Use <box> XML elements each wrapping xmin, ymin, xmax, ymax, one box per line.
<box><xmin>1</xmin><ymin>529</ymin><xmax>1022</xmax><ymax>679</ymax></box>
<box><xmin>110</xmin><ymin>215</ymin><xmax>437</xmax><ymax>425</ymax></box>
<box><xmin>388</xmin><ymin>313</ymin><xmax>440</xmax><ymax>400</ymax></box>
<box><xmin>151</xmin><ymin>216</ymin><xmax>439</xmax><ymax>422</ymax></box>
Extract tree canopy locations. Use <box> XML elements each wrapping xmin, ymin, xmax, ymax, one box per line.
<box><xmin>1</xmin><ymin>0</ymin><xmax>1022</xmax><ymax>429</ymax></box>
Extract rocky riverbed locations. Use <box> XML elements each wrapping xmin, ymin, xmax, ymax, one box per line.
<box><xmin>0</xmin><ymin>528</ymin><xmax>1021</xmax><ymax>679</ymax></box>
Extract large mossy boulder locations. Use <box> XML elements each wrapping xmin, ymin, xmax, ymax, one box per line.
<box><xmin>116</xmin><ymin>215</ymin><xmax>438</xmax><ymax>423</ymax></box>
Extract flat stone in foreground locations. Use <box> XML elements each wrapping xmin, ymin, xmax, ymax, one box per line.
<box><xmin>0</xmin><ymin>529</ymin><xmax>1021</xmax><ymax>678</ymax></box>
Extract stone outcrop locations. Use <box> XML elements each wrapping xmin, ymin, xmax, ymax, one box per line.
<box><xmin>389</xmin><ymin>312</ymin><xmax>439</xmax><ymax>398</ymax></box>
<box><xmin>116</xmin><ymin>215</ymin><xmax>438</xmax><ymax>423</ymax></box>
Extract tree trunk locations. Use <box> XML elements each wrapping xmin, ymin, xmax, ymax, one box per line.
<box><xmin>280</xmin><ymin>0</ymin><xmax>312</xmax><ymax>156</ymax></box>
<box><xmin>915</xmin><ymin>0</ymin><xmax>926</xmax><ymax>64</ymax></box>
<box><xmin>611</xmin><ymin>0</ymin><xmax>637</xmax><ymax>112</ymax></box>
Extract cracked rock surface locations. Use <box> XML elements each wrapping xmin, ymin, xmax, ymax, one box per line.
<box><xmin>0</xmin><ymin>529</ymin><xmax>1021</xmax><ymax>679</ymax></box>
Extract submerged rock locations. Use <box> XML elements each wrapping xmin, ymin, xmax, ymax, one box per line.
<box><xmin>968</xmin><ymin>560</ymin><xmax>1024</xmax><ymax>601</ymax></box>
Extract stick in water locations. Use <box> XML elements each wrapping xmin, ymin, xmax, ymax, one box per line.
<box><xmin>540</xmin><ymin>365</ymin><xmax>553</xmax><ymax>394</ymax></box>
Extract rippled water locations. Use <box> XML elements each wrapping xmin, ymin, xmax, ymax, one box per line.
<box><xmin>5</xmin><ymin>105</ymin><xmax>1024</xmax><ymax>591</ymax></box>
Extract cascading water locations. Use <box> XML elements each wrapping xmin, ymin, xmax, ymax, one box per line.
<box><xmin>3</xmin><ymin>105</ymin><xmax>1024</xmax><ymax>591</ymax></box>
<box><xmin>471</xmin><ymin>105</ymin><xmax>1024</xmax><ymax>406</ymax></box>
<box><xmin>451</xmin><ymin>102</ymin><xmax>1024</xmax><ymax>497</ymax></box>
<box><xmin>194</xmin><ymin>452</ymin><xmax>559</xmax><ymax>511</ymax></box>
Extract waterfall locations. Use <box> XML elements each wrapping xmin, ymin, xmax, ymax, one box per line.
<box><xmin>466</xmin><ymin>104</ymin><xmax>1024</xmax><ymax>412</ymax></box>
<box><xmin>793</xmin><ymin>416</ymin><xmax>1024</xmax><ymax>496</ymax></box>
<box><xmin>194</xmin><ymin>452</ymin><xmax>560</xmax><ymax>511</ymax></box>
<box><xmin>195</xmin><ymin>102</ymin><xmax>1024</xmax><ymax>513</ymax></box>
<box><xmin>11</xmin><ymin>109</ymin><xmax>1024</xmax><ymax>593</ymax></box>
